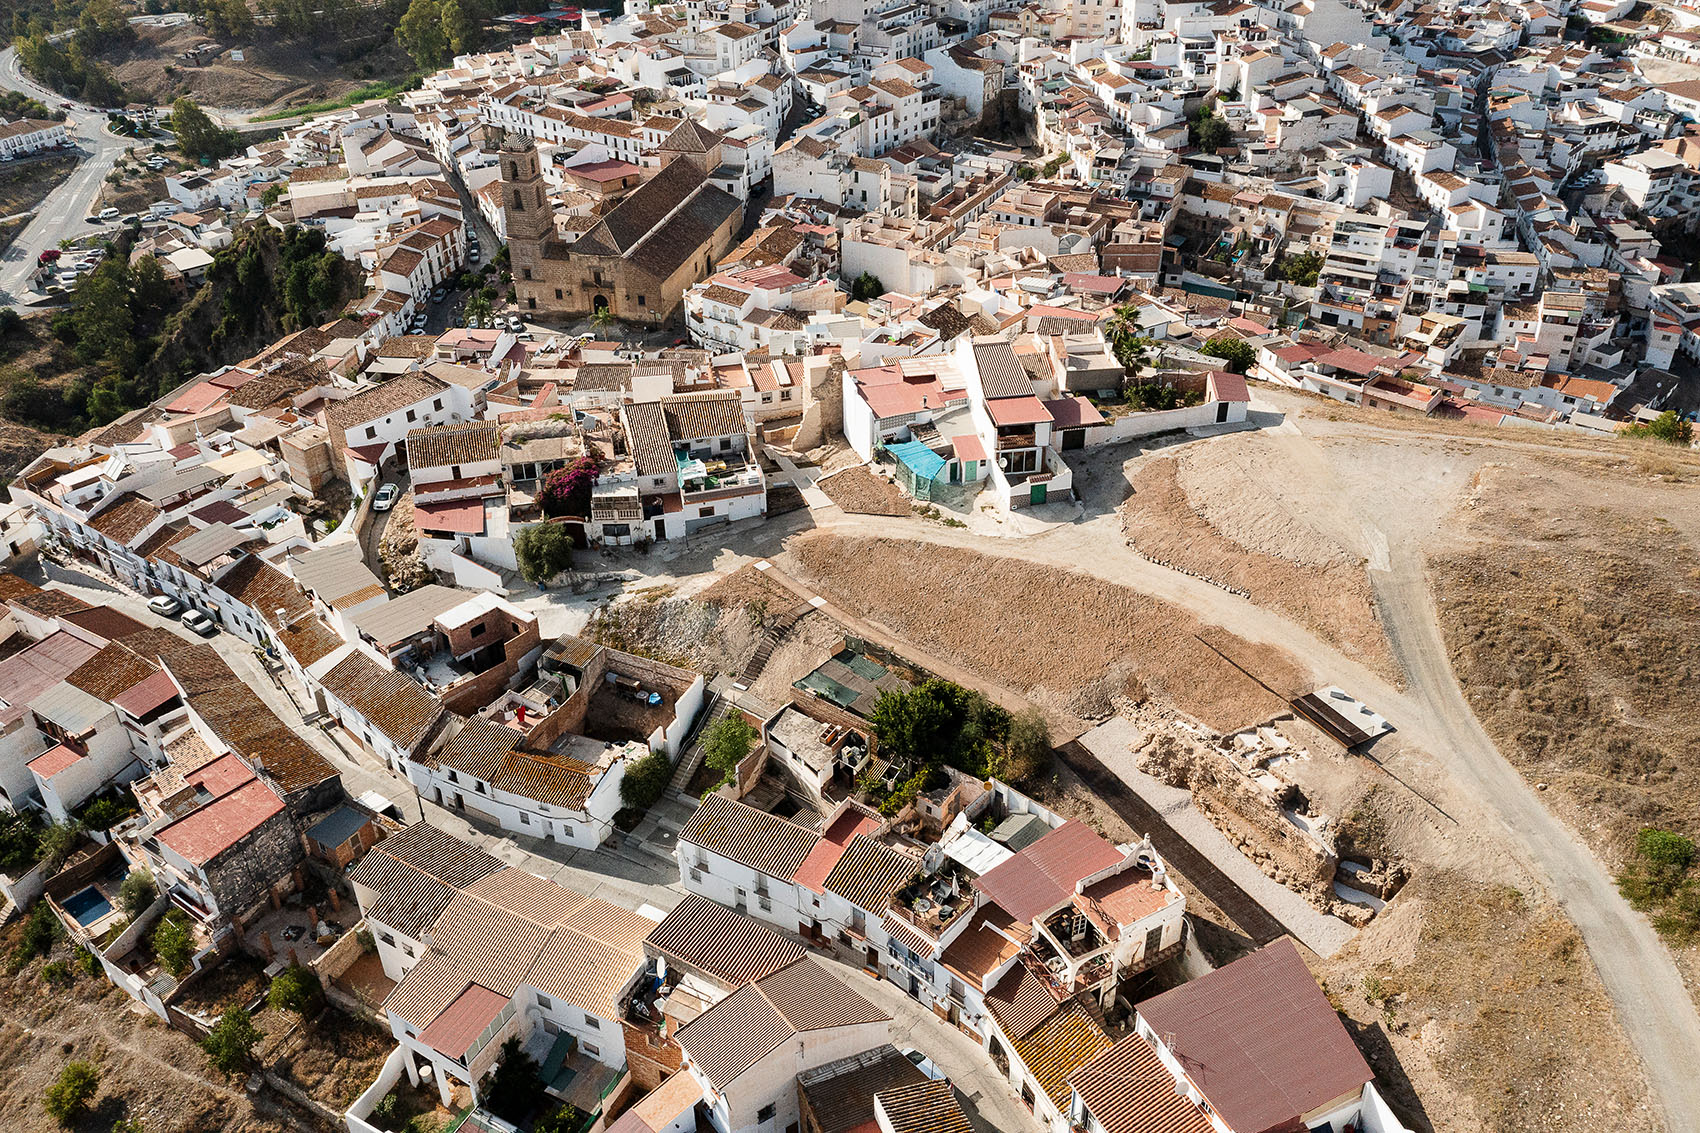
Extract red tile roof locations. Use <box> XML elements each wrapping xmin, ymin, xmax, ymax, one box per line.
<box><xmin>1135</xmin><ymin>938</ymin><xmax>1373</xmax><ymax>1133</ymax></box>
<box><xmin>28</xmin><ymin>743</ymin><xmax>84</xmax><ymax>779</ymax></box>
<box><xmin>986</xmin><ymin>395</ymin><xmax>1053</xmax><ymax>428</ymax></box>
<box><xmin>950</xmin><ymin>434</ymin><xmax>988</xmax><ymax>463</ymax></box>
<box><xmin>414</xmin><ymin>498</ymin><xmax>487</xmax><ymax>534</ymax></box>
<box><xmin>1207</xmin><ymin>370</ymin><xmax>1249</xmax><ymax>403</ymax></box>
<box><xmin>111</xmin><ymin>669</ymin><xmax>180</xmax><ymax>718</ymax></box>
<box><xmin>1041</xmin><ymin>396</ymin><xmax>1105</xmax><ymax>430</ymax></box>
<box><xmin>974</xmin><ymin>820</ymin><xmax>1123</xmax><ymax>924</ymax></box>
<box><xmin>794</xmin><ymin>807</ymin><xmax>881</xmax><ymax>894</ymax></box>
<box><xmin>418</xmin><ymin>982</ymin><xmax>510</xmax><ymax>1060</ymax></box>
<box><xmin>156</xmin><ymin>778</ymin><xmax>285</xmax><ymax>865</ymax></box>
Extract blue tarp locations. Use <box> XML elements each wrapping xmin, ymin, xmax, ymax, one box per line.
<box><xmin>887</xmin><ymin>440</ymin><xmax>946</xmax><ymax>482</ymax></box>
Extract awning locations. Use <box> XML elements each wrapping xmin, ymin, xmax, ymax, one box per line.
<box><xmin>887</xmin><ymin>440</ymin><xmax>946</xmax><ymax>482</ymax></box>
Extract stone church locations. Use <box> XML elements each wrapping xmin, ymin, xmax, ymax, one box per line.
<box><xmin>503</xmin><ymin>120</ymin><xmax>744</xmax><ymax>325</ymax></box>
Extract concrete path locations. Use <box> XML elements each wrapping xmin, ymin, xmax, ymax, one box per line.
<box><xmin>769</xmin><ymin>451</ymin><xmax>833</xmax><ymax>510</ymax></box>
<box><xmin>1074</xmin><ymin>719</ymin><xmax>1356</xmax><ymax>958</ymax></box>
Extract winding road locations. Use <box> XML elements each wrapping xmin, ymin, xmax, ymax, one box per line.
<box><xmin>0</xmin><ymin>47</ymin><xmax>136</xmax><ymax>307</ymax></box>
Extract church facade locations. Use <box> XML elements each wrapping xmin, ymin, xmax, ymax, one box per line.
<box><xmin>502</xmin><ymin>122</ymin><xmax>745</xmax><ymax>326</ymax></box>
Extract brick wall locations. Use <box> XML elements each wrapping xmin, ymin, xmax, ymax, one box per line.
<box><xmin>621</xmin><ymin>1020</ymin><xmax>682</xmax><ymax>1090</ymax></box>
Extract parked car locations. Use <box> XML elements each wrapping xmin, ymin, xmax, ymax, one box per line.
<box><xmin>469</xmin><ymin>249</ymin><xmax>481</xmax><ymax>263</ymax></box>
<box><xmin>98</xmin><ymin>207</ymin><xmax>119</xmax><ymax>222</ymax></box>
<box><xmin>900</xmin><ymin>1049</ymin><xmax>945</xmax><ymax>1081</ymax></box>
<box><xmin>147</xmin><ymin>595</ymin><xmax>183</xmax><ymax>617</ymax></box>
<box><xmin>431</xmin><ymin>287</ymin><xmax>447</xmax><ymax>303</ymax></box>
<box><xmin>181</xmin><ymin>609</ymin><xmax>218</xmax><ymax>636</ymax></box>
<box><xmin>506</xmin><ymin>316</ymin><xmax>524</xmax><ymax>333</ymax></box>
<box><xmin>372</xmin><ymin>483</ymin><xmax>400</xmax><ymax>511</ymax></box>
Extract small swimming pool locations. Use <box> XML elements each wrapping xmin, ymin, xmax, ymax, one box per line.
<box><xmin>61</xmin><ymin>886</ymin><xmax>113</xmax><ymax>927</ymax></box>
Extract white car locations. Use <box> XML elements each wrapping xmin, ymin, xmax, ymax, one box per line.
<box><xmin>147</xmin><ymin>594</ymin><xmax>183</xmax><ymax>617</ymax></box>
<box><xmin>181</xmin><ymin>609</ymin><xmax>218</xmax><ymax>636</ymax></box>
<box><xmin>506</xmin><ymin>316</ymin><xmax>524</xmax><ymax>333</ymax></box>
<box><xmin>372</xmin><ymin>483</ymin><xmax>401</xmax><ymax>511</ymax></box>
<box><xmin>900</xmin><ymin>1048</ymin><xmax>945</xmax><ymax>1081</ymax></box>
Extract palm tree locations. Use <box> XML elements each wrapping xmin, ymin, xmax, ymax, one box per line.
<box><xmin>590</xmin><ymin>305</ymin><xmax>616</xmax><ymax>340</ymax></box>
<box><xmin>464</xmin><ymin>291</ymin><xmax>492</xmax><ymax>325</ymax></box>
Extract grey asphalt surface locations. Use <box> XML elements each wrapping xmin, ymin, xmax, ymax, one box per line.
<box><xmin>0</xmin><ymin>46</ymin><xmax>137</xmax><ymax>307</ymax></box>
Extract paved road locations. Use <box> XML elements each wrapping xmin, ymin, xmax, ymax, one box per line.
<box><xmin>0</xmin><ymin>46</ymin><xmax>134</xmax><ymax>307</ymax></box>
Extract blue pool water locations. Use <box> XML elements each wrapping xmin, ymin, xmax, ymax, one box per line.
<box><xmin>61</xmin><ymin>886</ymin><xmax>112</xmax><ymax>927</ymax></box>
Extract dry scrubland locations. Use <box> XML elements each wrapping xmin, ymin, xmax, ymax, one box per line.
<box><xmin>816</xmin><ymin>466</ymin><xmax>910</xmax><ymax>516</ymax></box>
<box><xmin>785</xmin><ymin>531</ymin><xmax>1305</xmax><ymax>729</ymax></box>
<box><xmin>1431</xmin><ymin>455</ymin><xmax>1700</xmax><ymax>861</ymax></box>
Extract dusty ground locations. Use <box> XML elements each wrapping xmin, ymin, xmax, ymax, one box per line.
<box><xmin>585</xmin><ymin>581</ymin><xmax>763</xmax><ymax>677</ymax></box>
<box><xmin>0</xmin><ymin>155</ymin><xmax>77</xmax><ymax>225</ymax></box>
<box><xmin>270</xmin><ymin>1006</ymin><xmax>393</xmax><ymax>1110</ymax></box>
<box><xmin>97</xmin><ymin>165</ymin><xmax>168</xmax><ymax>215</ymax></box>
<box><xmin>815</xmin><ymin>466</ymin><xmax>909</xmax><ymax>516</ymax></box>
<box><xmin>782</xmin><ymin>531</ymin><xmax>1306</xmax><ymax>730</ymax></box>
<box><xmin>1321</xmin><ymin>870</ymin><xmax>1661</xmax><ymax>1133</ymax></box>
<box><xmin>0</xmin><ymin>921</ymin><xmax>301</xmax><ymax>1132</ymax></box>
<box><xmin>104</xmin><ymin>24</ymin><xmax>412</xmax><ymax>114</ymax></box>
<box><xmin>1120</xmin><ymin>455</ymin><xmax>1395</xmax><ymax>679</ymax></box>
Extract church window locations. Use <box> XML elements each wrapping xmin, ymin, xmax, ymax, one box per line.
<box><xmin>512</xmin><ymin>190</ymin><xmax>524</xmax><ymax>211</ymax></box>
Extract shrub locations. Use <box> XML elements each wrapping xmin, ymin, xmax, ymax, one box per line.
<box><xmin>702</xmin><ymin>714</ymin><xmax>758</xmax><ymax>789</ymax></box>
<box><xmin>151</xmin><ymin>910</ymin><xmax>193</xmax><ymax>974</ymax></box>
<box><xmin>1621</xmin><ymin>410</ymin><xmax>1693</xmax><ymax>447</ymax></box>
<box><xmin>43</xmin><ymin>1060</ymin><xmax>99</xmax><ymax>1125</ymax></box>
<box><xmin>1002</xmin><ymin>707</ymin><xmax>1051</xmax><ymax>783</ymax></box>
<box><xmin>200</xmin><ymin>1007</ymin><xmax>260</xmax><ymax>1074</ymax></box>
<box><xmin>619</xmin><ymin>750</ymin><xmax>672</xmax><ymax>811</ymax></box>
<box><xmin>268</xmin><ymin>963</ymin><xmax>323</xmax><ymax>1015</ymax></box>
<box><xmin>1200</xmin><ymin>335</ymin><xmax>1255</xmax><ymax>374</ymax></box>
<box><xmin>42</xmin><ymin>960</ymin><xmax>73</xmax><ymax>986</ymax></box>
<box><xmin>12</xmin><ymin>902</ymin><xmax>60</xmax><ymax>970</ymax></box>
<box><xmin>38</xmin><ymin>820</ymin><xmax>82</xmax><ymax>872</ymax></box>
<box><xmin>514</xmin><ymin>522</ymin><xmax>575</xmax><ymax>587</ymax></box>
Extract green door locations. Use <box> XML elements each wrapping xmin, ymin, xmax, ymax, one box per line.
<box><xmin>1030</xmin><ymin>482</ymin><xmax>1047</xmax><ymax>505</ymax></box>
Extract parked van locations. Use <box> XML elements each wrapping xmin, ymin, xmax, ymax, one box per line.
<box><xmin>97</xmin><ymin>207</ymin><xmax>119</xmax><ymax>222</ymax></box>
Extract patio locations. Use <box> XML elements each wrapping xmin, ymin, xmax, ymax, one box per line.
<box><xmin>245</xmin><ymin>901</ymin><xmax>354</xmax><ymax>970</ymax></box>
<box><xmin>524</xmin><ymin>1031</ymin><xmax>621</xmax><ymax>1116</ymax></box>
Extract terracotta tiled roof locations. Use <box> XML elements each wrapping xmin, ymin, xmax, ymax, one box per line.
<box><xmin>645</xmin><ymin>892</ymin><xmax>806</xmax><ymax>987</ymax></box>
<box><xmin>679</xmin><ymin>792</ymin><xmax>819</xmax><ymax>881</ymax></box>
<box><xmin>1010</xmin><ymin>1001</ymin><xmax>1112</xmax><ymax>1110</ymax></box>
<box><xmin>1068</xmin><ymin>1034</ymin><xmax>1213</xmax><ymax>1133</ymax></box>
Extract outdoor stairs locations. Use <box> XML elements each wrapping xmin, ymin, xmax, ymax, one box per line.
<box><xmin>737</xmin><ymin>599</ymin><xmax>814</xmax><ymax>685</ymax></box>
<box><xmin>668</xmin><ymin>689</ymin><xmax>732</xmax><ymax>793</ymax></box>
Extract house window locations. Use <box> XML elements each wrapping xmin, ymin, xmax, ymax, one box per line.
<box><xmin>698</xmin><ymin>506</ymin><xmax>714</xmax><ymax>518</ymax></box>
<box><xmin>379</xmin><ymin>932</ymin><xmax>396</xmax><ymax>946</ymax></box>
<box><xmin>470</xmin><ymin>623</ymin><xmax>486</xmax><ymax>637</ymax></box>
<box><xmin>757</xmin><ymin>1105</ymin><xmax>776</xmax><ymax>1123</ymax></box>
<box><xmin>448</xmin><ymin>770</ymin><xmax>458</xmax><ymax>783</ymax></box>
<box><xmin>720</xmin><ymin>437</ymin><xmax>732</xmax><ymax>451</ymax></box>
<box><xmin>583</xmin><ymin>1042</ymin><xmax>600</xmax><ymax>1058</ymax></box>
<box><xmin>583</xmin><ymin>1014</ymin><xmax>599</xmax><ymax>1029</ymax></box>
<box><xmin>519</xmin><ymin>812</ymin><xmax>530</xmax><ymax>825</ymax></box>
<box><xmin>406</xmin><ymin>409</ymin><xmax>416</xmax><ymax>422</ymax></box>
<box><xmin>637</xmin><ymin>295</ymin><xmax>647</xmax><ymax>307</ymax></box>
<box><xmin>556</xmin><ymin>289</ymin><xmax>564</xmax><ymax>300</ymax></box>
<box><xmin>537</xmin><ymin>994</ymin><xmax>552</xmax><ymax>1009</ymax></box>
<box><xmin>365</xmin><ymin>426</ymin><xmax>377</xmax><ymax>439</ymax></box>
<box><xmin>433</xmin><ymin>399</ymin><xmax>443</xmax><ymax>411</ymax></box>
<box><xmin>523</xmin><ymin>267</ymin><xmax>532</xmax><ymax>280</ymax></box>
<box><xmin>475</xmin><ymin>781</ymin><xmax>486</xmax><ymax>794</ymax></box>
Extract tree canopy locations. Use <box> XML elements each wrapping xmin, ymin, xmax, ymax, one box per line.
<box><xmin>483</xmin><ymin>1036</ymin><xmax>546</xmax><ymax>1125</ymax></box>
<box><xmin>170</xmin><ymin>98</ymin><xmax>239</xmax><ymax>164</ymax></box>
<box><xmin>849</xmin><ymin>272</ymin><xmax>885</xmax><ymax>302</ymax></box>
<box><xmin>201</xmin><ymin>1007</ymin><xmax>260</xmax><ymax>1075</ymax></box>
<box><xmin>44</xmin><ymin>1061</ymin><xmax>99</xmax><ymax>1126</ymax></box>
<box><xmin>702</xmin><ymin>714</ymin><xmax>758</xmax><ymax>789</ymax></box>
<box><xmin>514</xmin><ymin>522</ymin><xmax>575</xmax><ymax>586</ymax></box>
<box><xmin>397</xmin><ymin>0</ymin><xmax>451</xmax><ymax>68</ymax></box>
<box><xmin>1621</xmin><ymin>410</ymin><xmax>1693</xmax><ymax>447</ymax></box>
<box><xmin>1201</xmin><ymin>335</ymin><xmax>1255</xmax><ymax>374</ymax></box>
<box><xmin>538</xmin><ymin>455</ymin><xmax>600</xmax><ymax>518</ymax></box>
<box><xmin>871</xmin><ymin>678</ymin><xmax>1010</xmax><ymax>779</ymax></box>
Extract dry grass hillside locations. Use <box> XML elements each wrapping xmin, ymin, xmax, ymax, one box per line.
<box><xmin>784</xmin><ymin>531</ymin><xmax>1307</xmax><ymax>730</ymax></box>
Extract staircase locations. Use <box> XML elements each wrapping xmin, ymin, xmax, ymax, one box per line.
<box><xmin>737</xmin><ymin>599</ymin><xmax>813</xmax><ymax>685</ymax></box>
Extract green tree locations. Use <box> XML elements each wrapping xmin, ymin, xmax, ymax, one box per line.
<box><xmin>119</xmin><ymin>868</ymin><xmax>156</xmax><ymax>919</ymax></box>
<box><xmin>131</xmin><ymin>255</ymin><xmax>172</xmax><ymax>316</ymax></box>
<box><xmin>203</xmin><ymin>0</ymin><xmax>255</xmax><ymax>39</ymax></box>
<box><xmin>619</xmin><ymin>750</ymin><xmax>672</xmax><ymax>811</ymax></box>
<box><xmin>0</xmin><ymin>811</ymin><xmax>40</xmax><ymax>872</ymax></box>
<box><xmin>267</xmin><ymin>963</ymin><xmax>323</xmax><ymax>1016</ymax></box>
<box><xmin>43</xmin><ymin>1060</ymin><xmax>99</xmax><ymax>1125</ymax></box>
<box><xmin>260</xmin><ymin>182</ymin><xmax>286</xmax><ymax>207</ymax></box>
<box><xmin>848</xmin><ymin>272</ymin><xmax>885</xmax><ymax>302</ymax></box>
<box><xmin>73</xmin><ymin>262</ymin><xmax>134</xmax><ymax>365</ymax></box>
<box><xmin>1191</xmin><ymin>107</ymin><xmax>1230</xmax><ymax>153</ymax></box>
<box><xmin>38</xmin><ymin>820</ymin><xmax>81</xmax><ymax>872</ymax></box>
<box><xmin>170</xmin><ymin>98</ymin><xmax>238</xmax><ymax>163</ymax></box>
<box><xmin>482</xmin><ymin>1035</ymin><xmax>545</xmax><ymax>1125</ymax></box>
<box><xmin>152</xmin><ymin>910</ymin><xmax>193</xmax><ymax>974</ymax></box>
<box><xmin>1201</xmin><ymin>335</ymin><xmax>1255</xmax><ymax>374</ymax></box>
<box><xmin>1275</xmin><ymin>250</ymin><xmax>1324</xmax><ymax>287</ymax></box>
<box><xmin>702</xmin><ymin>714</ymin><xmax>757</xmax><ymax>788</ymax></box>
<box><xmin>1002</xmin><ymin>707</ymin><xmax>1051</xmax><ymax>782</ymax></box>
<box><xmin>0</xmin><ymin>307</ymin><xmax>23</xmax><ymax>337</ymax></box>
<box><xmin>465</xmin><ymin>290</ymin><xmax>494</xmax><ymax>325</ymax></box>
<box><xmin>13</xmin><ymin>902</ymin><xmax>60</xmax><ymax>969</ymax></box>
<box><xmin>396</xmin><ymin>0</ymin><xmax>448</xmax><ymax>69</ymax></box>
<box><xmin>200</xmin><ymin>1007</ymin><xmax>260</xmax><ymax>1075</ymax></box>
<box><xmin>589</xmin><ymin>303</ymin><xmax>615</xmax><ymax>338</ymax></box>
<box><xmin>1621</xmin><ymin>410</ymin><xmax>1693</xmax><ymax>447</ymax></box>
<box><xmin>440</xmin><ymin>0</ymin><xmax>476</xmax><ymax>55</ymax></box>
<box><xmin>513</xmin><ymin>522</ymin><xmax>575</xmax><ymax>586</ymax></box>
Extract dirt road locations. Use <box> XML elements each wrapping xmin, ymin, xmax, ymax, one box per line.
<box><xmin>1372</xmin><ymin>556</ymin><xmax>1700</xmax><ymax>1128</ymax></box>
